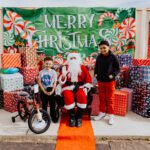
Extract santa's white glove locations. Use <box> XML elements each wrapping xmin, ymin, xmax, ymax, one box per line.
<box><xmin>83</xmin><ymin>88</ymin><xmax>88</xmax><ymax>96</ymax></box>
<box><xmin>62</xmin><ymin>66</ymin><xmax>68</xmax><ymax>76</ymax></box>
<box><xmin>55</xmin><ymin>84</ymin><xmax>62</xmax><ymax>96</ymax></box>
<box><xmin>83</xmin><ymin>83</ymin><xmax>93</xmax><ymax>92</ymax></box>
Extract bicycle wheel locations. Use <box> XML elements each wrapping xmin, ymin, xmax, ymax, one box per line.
<box><xmin>17</xmin><ymin>100</ymin><xmax>29</xmax><ymax>121</ymax></box>
<box><xmin>28</xmin><ymin>109</ymin><xmax>51</xmax><ymax>134</ymax></box>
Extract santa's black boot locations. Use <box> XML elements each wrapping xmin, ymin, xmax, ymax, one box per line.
<box><xmin>68</xmin><ymin>108</ymin><xmax>76</xmax><ymax>127</ymax></box>
<box><xmin>76</xmin><ymin>107</ymin><xmax>84</xmax><ymax>127</ymax></box>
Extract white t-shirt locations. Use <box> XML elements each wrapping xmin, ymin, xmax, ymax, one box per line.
<box><xmin>39</xmin><ymin>68</ymin><xmax>57</xmax><ymax>89</ymax></box>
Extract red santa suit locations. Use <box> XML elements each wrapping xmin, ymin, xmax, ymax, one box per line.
<box><xmin>58</xmin><ymin>57</ymin><xmax>92</xmax><ymax>110</ymax></box>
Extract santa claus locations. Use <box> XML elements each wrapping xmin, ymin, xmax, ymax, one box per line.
<box><xmin>57</xmin><ymin>52</ymin><xmax>92</xmax><ymax>127</ymax></box>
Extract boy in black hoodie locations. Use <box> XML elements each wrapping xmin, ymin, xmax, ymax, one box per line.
<box><xmin>94</xmin><ymin>40</ymin><xmax>120</xmax><ymax>125</ymax></box>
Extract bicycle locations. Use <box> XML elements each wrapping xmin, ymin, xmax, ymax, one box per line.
<box><xmin>11</xmin><ymin>84</ymin><xmax>51</xmax><ymax>134</ymax></box>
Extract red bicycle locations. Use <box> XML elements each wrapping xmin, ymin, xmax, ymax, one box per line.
<box><xmin>12</xmin><ymin>84</ymin><xmax>51</xmax><ymax>134</ymax></box>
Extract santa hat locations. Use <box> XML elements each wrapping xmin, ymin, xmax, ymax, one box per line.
<box><xmin>67</xmin><ymin>52</ymin><xmax>82</xmax><ymax>64</ymax></box>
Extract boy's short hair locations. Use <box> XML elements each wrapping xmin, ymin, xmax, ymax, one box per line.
<box><xmin>98</xmin><ymin>40</ymin><xmax>110</xmax><ymax>47</ymax></box>
<box><xmin>44</xmin><ymin>56</ymin><xmax>53</xmax><ymax>62</ymax></box>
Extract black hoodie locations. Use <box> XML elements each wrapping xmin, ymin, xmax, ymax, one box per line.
<box><xmin>94</xmin><ymin>51</ymin><xmax>120</xmax><ymax>82</ymax></box>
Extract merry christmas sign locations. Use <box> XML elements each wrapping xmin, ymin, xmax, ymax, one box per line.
<box><xmin>3</xmin><ymin>7</ymin><xmax>135</xmax><ymax>59</ymax></box>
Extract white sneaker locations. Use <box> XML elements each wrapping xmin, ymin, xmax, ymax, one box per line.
<box><xmin>34</xmin><ymin>120</ymin><xmax>46</xmax><ymax>129</ymax></box>
<box><xmin>93</xmin><ymin>112</ymin><xmax>106</xmax><ymax>121</ymax></box>
<box><xmin>108</xmin><ymin>115</ymin><xmax>114</xmax><ymax>125</ymax></box>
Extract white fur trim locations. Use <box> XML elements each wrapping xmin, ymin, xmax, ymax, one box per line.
<box><xmin>62</xmin><ymin>85</ymin><xmax>75</xmax><ymax>92</ymax></box>
<box><xmin>80</xmin><ymin>83</ymin><xmax>93</xmax><ymax>91</ymax></box>
<box><xmin>64</xmin><ymin>103</ymin><xmax>75</xmax><ymax>110</ymax></box>
<box><xmin>77</xmin><ymin>103</ymin><xmax>87</xmax><ymax>109</ymax></box>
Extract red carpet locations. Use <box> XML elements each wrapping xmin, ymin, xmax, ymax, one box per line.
<box><xmin>55</xmin><ymin>113</ymin><xmax>96</xmax><ymax>150</ymax></box>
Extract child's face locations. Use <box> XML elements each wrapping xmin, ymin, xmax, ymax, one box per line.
<box><xmin>99</xmin><ymin>44</ymin><xmax>109</xmax><ymax>56</ymax></box>
<box><xmin>44</xmin><ymin>60</ymin><xmax>53</xmax><ymax>70</ymax></box>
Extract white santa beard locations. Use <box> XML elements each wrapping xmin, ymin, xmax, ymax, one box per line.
<box><xmin>68</xmin><ymin>59</ymin><xmax>81</xmax><ymax>82</ymax></box>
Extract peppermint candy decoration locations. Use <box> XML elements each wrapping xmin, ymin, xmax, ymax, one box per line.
<box><xmin>3</xmin><ymin>10</ymin><xmax>24</xmax><ymax>35</ymax></box>
<box><xmin>7</xmin><ymin>46</ymin><xmax>18</xmax><ymax>54</ymax></box>
<box><xmin>21</xmin><ymin>21</ymin><xmax>36</xmax><ymax>39</ymax></box>
<box><xmin>126</xmin><ymin>39</ymin><xmax>135</xmax><ymax>45</ymax></box>
<box><xmin>83</xmin><ymin>57</ymin><xmax>96</xmax><ymax>67</ymax></box>
<box><xmin>115</xmin><ymin>8</ymin><xmax>132</xmax><ymax>20</ymax></box>
<box><xmin>119</xmin><ymin>17</ymin><xmax>135</xmax><ymax>39</ymax></box>
<box><xmin>38</xmin><ymin>53</ymin><xmax>46</xmax><ymax>60</ymax></box>
<box><xmin>90</xmin><ymin>52</ymin><xmax>98</xmax><ymax>57</ymax></box>
<box><xmin>99</xmin><ymin>28</ymin><xmax>119</xmax><ymax>45</ymax></box>
<box><xmin>116</xmin><ymin>37</ymin><xmax>127</xmax><ymax>50</ymax></box>
<box><xmin>3</xmin><ymin>31</ymin><xmax>15</xmax><ymax>46</ymax></box>
<box><xmin>99</xmin><ymin>12</ymin><xmax>116</xmax><ymax>27</ymax></box>
<box><xmin>54</xmin><ymin>58</ymin><xmax>67</xmax><ymax>71</ymax></box>
<box><xmin>54</xmin><ymin>58</ymin><xmax>66</xmax><ymax>66</ymax></box>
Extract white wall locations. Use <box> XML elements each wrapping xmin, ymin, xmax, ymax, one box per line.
<box><xmin>0</xmin><ymin>9</ymin><xmax>2</xmax><ymax>67</ymax></box>
<box><xmin>135</xmin><ymin>9</ymin><xmax>150</xmax><ymax>59</ymax></box>
<box><xmin>0</xmin><ymin>0</ymin><xmax>150</xmax><ymax>8</ymax></box>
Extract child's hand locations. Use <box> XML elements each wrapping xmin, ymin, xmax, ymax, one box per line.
<box><xmin>48</xmin><ymin>91</ymin><xmax>54</xmax><ymax>96</ymax></box>
<box><xmin>43</xmin><ymin>90</ymin><xmax>49</xmax><ymax>95</ymax></box>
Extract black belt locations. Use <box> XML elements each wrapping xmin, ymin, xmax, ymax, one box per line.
<box><xmin>65</xmin><ymin>81</ymin><xmax>84</xmax><ymax>86</ymax></box>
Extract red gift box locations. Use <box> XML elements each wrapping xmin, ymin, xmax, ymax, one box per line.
<box><xmin>120</xmin><ymin>88</ymin><xmax>133</xmax><ymax>111</ymax></box>
<box><xmin>133</xmin><ymin>59</ymin><xmax>150</xmax><ymax>66</ymax></box>
<box><xmin>91</xmin><ymin>94</ymin><xmax>100</xmax><ymax>116</ymax></box>
<box><xmin>4</xmin><ymin>91</ymin><xmax>26</xmax><ymax>113</ymax></box>
<box><xmin>114</xmin><ymin>90</ymin><xmax>128</xmax><ymax>116</ymax></box>
<box><xmin>19</xmin><ymin>47</ymin><xmax>37</xmax><ymax>67</ymax></box>
<box><xmin>1</xmin><ymin>53</ymin><xmax>21</xmax><ymax>68</ymax></box>
<box><xmin>21</xmin><ymin>67</ymin><xmax>39</xmax><ymax>85</ymax></box>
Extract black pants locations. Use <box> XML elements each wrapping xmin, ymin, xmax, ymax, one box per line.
<box><xmin>40</xmin><ymin>87</ymin><xmax>57</xmax><ymax>122</ymax></box>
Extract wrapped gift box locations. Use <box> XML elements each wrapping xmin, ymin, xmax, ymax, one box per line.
<box><xmin>4</xmin><ymin>91</ymin><xmax>26</xmax><ymax>113</ymax></box>
<box><xmin>19</xmin><ymin>47</ymin><xmax>37</xmax><ymax>67</ymax></box>
<box><xmin>132</xmin><ymin>81</ymin><xmax>150</xmax><ymax>118</ymax></box>
<box><xmin>0</xmin><ymin>73</ymin><xmax>24</xmax><ymax>92</ymax></box>
<box><xmin>133</xmin><ymin>59</ymin><xmax>150</xmax><ymax>66</ymax></box>
<box><xmin>114</xmin><ymin>90</ymin><xmax>128</xmax><ymax>116</ymax></box>
<box><xmin>116</xmin><ymin>54</ymin><xmax>132</xmax><ymax>67</ymax></box>
<box><xmin>0</xmin><ymin>90</ymin><xmax>4</xmax><ymax>109</ymax></box>
<box><xmin>129</xmin><ymin>66</ymin><xmax>150</xmax><ymax>82</ymax></box>
<box><xmin>21</xmin><ymin>67</ymin><xmax>39</xmax><ymax>85</ymax></box>
<box><xmin>91</xmin><ymin>90</ymin><xmax>128</xmax><ymax>116</ymax></box>
<box><xmin>91</xmin><ymin>94</ymin><xmax>100</xmax><ymax>116</ymax></box>
<box><xmin>120</xmin><ymin>88</ymin><xmax>133</xmax><ymax>111</ymax></box>
<box><xmin>1</xmin><ymin>53</ymin><xmax>21</xmax><ymax>68</ymax></box>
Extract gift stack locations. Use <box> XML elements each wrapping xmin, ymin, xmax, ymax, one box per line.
<box><xmin>132</xmin><ymin>81</ymin><xmax>150</xmax><ymax>117</ymax></box>
<box><xmin>129</xmin><ymin>61</ymin><xmax>150</xmax><ymax>117</ymax></box>
<box><xmin>19</xmin><ymin>47</ymin><xmax>39</xmax><ymax>85</ymax></box>
<box><xmin>0</xmin><ymin>47</ymin><xmax>24</xmax><ymax>112</ymax></box>
<box><xmin>116</xmin><ymin>54</ymin><xmax>132</xmax><ymax>89</ymax></box>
